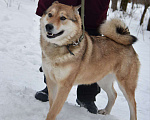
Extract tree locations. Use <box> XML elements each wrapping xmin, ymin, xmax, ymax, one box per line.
<box><xmin>140</xmin><ymin>2</ymin><xmax>150</xmax><ymax>25</ymax></box>
<box><xmin>111</xmin><ymin>0</ymin><xmax>118</xmax><ymax>11</ymax></box>
<box><xmin>147</xmin><ymin>18</ymin><xmax>150</xmax><ymax>31</ymax></box>
<box><xmin>131</xmin><ymin>0</ymin><xmax>136</xmax><ymax>9</ymax></box>
<box><xmin>120</xmin><ymin>0</ymin><xmax>129</xmax><ymax>11</ymax></box>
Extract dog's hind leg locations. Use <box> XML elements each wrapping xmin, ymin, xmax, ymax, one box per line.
<box><xmin>116</xmin><ymin>79</ymin><xmax>137</xmax><ymax>120</ymax></box>
<box><xmin>115</xmin><ymin>61</ymin><xmax>139</xmax><ymax>120</ymax></box>
<box><xmin>97</xmin><ymin>74</ymin><xmax>117</xmax><ymax>115</ymax></box>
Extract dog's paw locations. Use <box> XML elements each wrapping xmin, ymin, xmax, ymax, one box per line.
<box><xmin>98</xmin><ymin>109</ymin><xmax>108</xmax><ymax>115</ymax></box>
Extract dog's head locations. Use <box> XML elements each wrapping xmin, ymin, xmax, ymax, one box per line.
<box><xmin>40</xmin><ymin>1</ymin><xmax>82</xmax><ymax>46</ymax></box>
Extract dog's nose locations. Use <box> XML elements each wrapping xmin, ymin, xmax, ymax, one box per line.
<box><xmin>45</xmin><ymin>24</ymin><xmax>54</xmax><ymax>32</ymax></box>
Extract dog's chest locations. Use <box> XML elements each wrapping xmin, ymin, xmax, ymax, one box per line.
<box><xmin>44</xmin><ymin>62</ymin><xmax>73</xmax><ymax>82</ymax></box>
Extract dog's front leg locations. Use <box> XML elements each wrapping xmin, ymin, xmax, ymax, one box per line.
<box><xmin>46</xmin><ymin>82</ymin><xmax>73</xmax><ymax>120</ymax></box>
<box><xmin>46</xmin><ymin>78</ymin><xmax>57</xmax><ymax>108</ymax></box>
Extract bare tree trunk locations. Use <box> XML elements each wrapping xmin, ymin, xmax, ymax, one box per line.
<box><xmin>120</xmin><ymin>0</ymin><xmax>129</xmax><ymax>11</ymax></box>
<box><xmin>111</xmin><ymin>0</ymin><xmax>118</xmax><ymax>11</ymax></box>
<box><xmin>140</xmin><ymin>4</ymin><xmax>149</xmax><ymax>25</ymax></box>
<box><xmin>132</xmin><ymin>0</ymin><xmax>136</xmax><ymax>9</ymax></box>
<box><xmin>147</xmin><ymin>18</ymin><xmax>150</xmax><ymax>31</ymax></box>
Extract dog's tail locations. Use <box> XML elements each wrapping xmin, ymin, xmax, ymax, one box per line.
<box><xmin>99</xmin><ymin>18</ymin><xmax>137</xmax><ymax>45</ymax></box>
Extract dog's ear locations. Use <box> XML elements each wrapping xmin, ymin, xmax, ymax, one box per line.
<box><xmin>52</xmin><ymin>1</ymin><xmax>59</xmax><ymax>5</ymax></box>
<box><xmin>43</xmin><ymin>11</ymin><xmax>47</xmax><ymax>15</ymax></box>
<box><xmin>73</xmin><ymin>5</ymin><xmax>81</xmax><ymax>14</ymax></box>
<box><xmin>74</xmin><ymin>5</ymin><xmax>81</xmax><ymax>11</ymax></box>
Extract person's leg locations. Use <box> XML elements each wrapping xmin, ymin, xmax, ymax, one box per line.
<box><xmin>35</xmin><ymin>67</ymin><xmax>49</xmax><ymax>102</ymax></box>
<box><xmin>76</xmin><ymin>28</ymin><xmax>101</xmax><ymax>114</ymax></box>
<box><xmin>76</xmin><ymin>83</ymin><xmax>100</xmax><ymax>114</ymax></box>
<box><xmin>77</xmin><ymin>83</ymin><xmax>100</xmax><ymax>102</ymax></box>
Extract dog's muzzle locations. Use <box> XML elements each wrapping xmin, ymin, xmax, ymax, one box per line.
<box><xmin>45</xmin><ymin>24</ymin><xmax>64</xmax><ymax>38</ymax></box>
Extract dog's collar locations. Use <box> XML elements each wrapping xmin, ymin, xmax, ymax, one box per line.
<box><xmin>66</xmin><ymin>34</ymin><xmax>84</xmax><ymax>56</ymax></box>
<box><xmin>66</xmin><ymin>0</ymin><xmax>85</xmax><ymax>56</ymax></box>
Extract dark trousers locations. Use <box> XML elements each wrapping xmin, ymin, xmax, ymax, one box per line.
<box><xmin>77</xmin><ymin>84</ymin><xmax>100</xmax><ymax>102</ymax></box>
<box><xmin>42</xmin><ymin>28</ymin><xmax>101</xmax><ymax>102</ymax></box>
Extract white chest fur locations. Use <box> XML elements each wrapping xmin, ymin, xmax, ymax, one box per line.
<box><xmin>43</xmin><ymin>61</ymin><xmax>72</xmax><ymax>82</ymax></box>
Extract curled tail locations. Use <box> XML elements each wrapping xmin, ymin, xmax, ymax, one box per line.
<box><xmin>99</xmin><ymin>18</ymin><xmax>137</xmax><ymax>45</ymax></box>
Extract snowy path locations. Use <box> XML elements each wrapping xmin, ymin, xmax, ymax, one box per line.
<box><xmin>0</xmin><ymin>0</ymin><xmax>149</xmax><ymax>120</ymax></box>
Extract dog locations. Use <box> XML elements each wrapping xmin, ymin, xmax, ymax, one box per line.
<box><xmin>40</xmin><ymin>1</ymin><xmax>140</xmax><ymax>120</ymax></box>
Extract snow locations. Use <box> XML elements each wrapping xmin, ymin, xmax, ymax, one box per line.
<box><xmin>0</xmin><ymin>0</ymin><xmax>149</xmax><ymax>120</ymax></box>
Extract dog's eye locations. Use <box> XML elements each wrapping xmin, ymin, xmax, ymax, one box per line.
<box><xmin>60</xmin><ymin>16</ymin><xmax>67</xmax><ymax>20</ymax></box>
<box><xmin>48</xmin><ymin>13</ymin><xmax>53</xmax><ymax>17</ymax></box>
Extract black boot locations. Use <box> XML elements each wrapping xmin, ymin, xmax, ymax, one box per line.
<box><xmin>35</xmin><ymin>86</ymin><xmax>49</xmax><ymax>102</ymax></box>
<box><xmin>76</xmin><ymin>99</ymin><xmax>98</xmax><ymax>114</ymax></box>
<box><xmin>76</xmin><ymin>83</ymin><xmax>100</xmax><ymax>114</ymax></box>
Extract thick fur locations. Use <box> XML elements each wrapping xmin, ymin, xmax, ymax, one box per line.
<box><xmin>40</xmin><ymin>2</ymin><xmax>140</xmax><ymax>120</ymax></box>
<box><xmin>100</xmin><ymin>18</ymin><xmax>137</xmax><ymax>45</ymax></box>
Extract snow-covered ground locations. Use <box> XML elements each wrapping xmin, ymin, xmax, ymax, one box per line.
<box><xmin>0</xmin><ymin>0</ymin><xmax>149</xmax><ymax>120</ymax></box>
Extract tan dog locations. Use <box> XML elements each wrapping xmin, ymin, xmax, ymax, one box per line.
<box><xmin>40</xmin><ymin>1</ymin><xmax>140</xmax><ymax>120</ymax></box>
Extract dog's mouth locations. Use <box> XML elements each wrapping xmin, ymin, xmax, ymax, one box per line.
<box><xmin>46</xmin><ymin>30</ymin><xmax>64</xmax><ymax>38</ymax></box>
